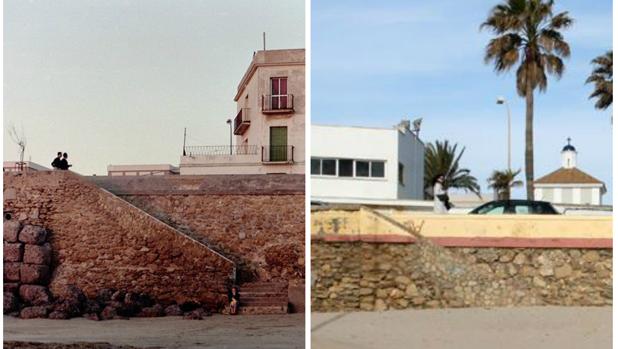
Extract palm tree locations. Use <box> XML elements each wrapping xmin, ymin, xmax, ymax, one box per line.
<box><xmin>424</xmin><ymin>140</ymin><xmax>480</xmax><ymax>199</ymax></box>
<box><xmin>487</xmin><ymin>169</ymin><xmax>523</xmax><ymax>200</ymax></box>
<box><xmin>481</xmin><ymin>0</ymin><xmax>573</xmax><ymax>200</ymax></box>
<box><xmin>586</xmin><ymin>50</ymin><xmax>612</xmax><ymax>110</ymax></box>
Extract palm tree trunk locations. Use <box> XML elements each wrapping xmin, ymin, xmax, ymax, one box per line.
<box><xmin>525</xmin><ymin>81</ymin><xmax>534</xmax><ymax>200</ymax></box>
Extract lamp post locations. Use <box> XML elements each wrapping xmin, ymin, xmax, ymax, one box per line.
<box><xmin>226</xmin><ymin>119</ymin><xmax>232</xmax><ymax>155</ymax></box>
<box><xmin>496</xmin><ymin>96</ymin><xmax>512</xmax><ymax>171</ymax></box>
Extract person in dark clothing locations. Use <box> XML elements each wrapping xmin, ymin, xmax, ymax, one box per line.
<box><xmin>51</xmin><ymin>152</ymin><xmax>62</xmax><ymax>169</ymax></box>
<box><xmin>58</xmin><ymin>152</ymin><xmax>72</xmax><ymax>170</ymax></box>
<box><xmin>228</xmin><ymin>286</ymin><xmax>240</xmax><ymax>315</ymax></box>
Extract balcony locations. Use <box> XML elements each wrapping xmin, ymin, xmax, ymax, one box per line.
<box><xmin>262</xmin><ymin>94</ymin><xmax>294</xmax><ymax>114</ymax></box>
<box><xmin>262</xmin><ymin>145</ymin><xmax>295</xmax><ymax>163</ymax></box>
<box><xmin>233</xmin><ymin>108</ymin><xmax>250</xmax><ymax>135</ymax></box>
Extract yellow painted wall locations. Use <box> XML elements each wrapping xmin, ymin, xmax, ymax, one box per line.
<box><xmin>312</xmin><ymin>209</ymin><xmax>613</xmax><ymax>239</ymax></box>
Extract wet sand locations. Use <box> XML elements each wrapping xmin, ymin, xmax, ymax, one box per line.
<box><xmin>4</xmin><ymin>314</ymin><xmax>304</xmax><ymax>349</ymax></box>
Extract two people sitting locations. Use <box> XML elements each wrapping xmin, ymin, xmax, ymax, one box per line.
<box><xmin>51</xmin><ymin>152</ymin><xmax>72</xmax><ymax>170</ymax></box>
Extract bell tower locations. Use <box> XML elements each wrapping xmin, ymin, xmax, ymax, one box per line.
<box><xmin>561</xmin><ymin>137</ymin><xmax>577</xmax><ymax>169</ymax></box>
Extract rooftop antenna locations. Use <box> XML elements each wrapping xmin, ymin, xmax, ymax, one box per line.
<box><xmin>263</xmin><ymin>32</ymin><xmax>266</xmax><ymax>51</ymax></box>
<box><xmin>182</xmin><ymin>127</ymin><xmax>187</xmax><ymax>156</ymax></box>
<box><xmin>412</xmin><ymin>117</ymin><xmax>423</xmax><ymax>137</ymax></box>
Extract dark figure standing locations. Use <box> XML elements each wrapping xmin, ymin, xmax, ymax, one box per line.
<box><xmin>58</xmin><ymin>153</ymin><xmax>72</xmax><ymax>170</ymax></box>
<box><xmin>228</xmin><ymin>286</ymin><xmax>240</xmax><ymax>315</ymax></box>
<box><xmin>51</xmin><ymin>152</ymin><xmax>62</xmax><ymax>169</ymax></box>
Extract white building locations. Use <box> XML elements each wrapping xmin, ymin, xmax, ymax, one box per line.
<box><xmin>534</xmin><ymin>139</ymin><xmax>606</xmax><ymax>205</ymax></box>
<box><xmin>311</xmin><ymin>121</ymin><xmax>425</xmax><ymax>202</ymax></box>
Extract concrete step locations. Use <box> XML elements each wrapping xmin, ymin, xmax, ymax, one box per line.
<box><xmin>238</xmin><ymin>304</ymin><xmax>288</xmax><ymax>315</ymax></box>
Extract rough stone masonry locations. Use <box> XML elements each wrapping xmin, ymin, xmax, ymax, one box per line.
<box><xmin>4</xmin><ymin>171</ymin><xmax>236</xmax><ymax>312</ymax></box>
<box><xmin>312</xmin><ymin>210</ymin><xmax>612</xmax><ymax>312</ymax></box>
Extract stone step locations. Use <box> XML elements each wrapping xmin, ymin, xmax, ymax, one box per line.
<box><xmin>240</xmin><ymin>297</ymin><xmax>288</xmax><ymax>304</ymax></box>
<box><xmin>238</xmin><ymin>284</ymin><xmax>288</xmax><ymax>293</ymax></box>
<box><xmin>238</xmin><ymin>304</ymin><xmax>288</xmax><ymax>315</ymax></box>
<box><xmin>239</xmin><ymin>292</ymin><xmax>288</xmax><ymax>298</ymax></box>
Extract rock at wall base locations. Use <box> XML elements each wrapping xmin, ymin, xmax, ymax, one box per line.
<box><xmin>164</xmin><ymin>304</ymin><xmax>183</xmax><ymax>316</ymax></box>
<box><xmin>18</xmin><ymin>226</ymin><xmax>48</xmax><ymax>245</ymax></box>
<box><xmin>19</xmin><ymin>285</ymin><xmax>51</xmax><ymax>306</ymax></box>
<box><xmin>3</xmin><ymin>221</ymin><xmax>21</xmax><ymax>242</ymax></box>
<box><xmin>4</xmin><ymin>263</ymin><xmax>21</xmax><ymax>282</ymax></box>
<box><xmin>4</xmin><ymin>242</ymin><xmax>24</xmax><ymax>263</ymax></box>
<box><xmin>20</xmin><ymin>264</ymin><xmax>50</xmax><ymax>284</ymax></box>
<box><xmin>23</xmin><ymin>243</ymin><xmax>52</xmax><ymax>265</ymax></box>
<box><xmin>20</xmin><ymin>306</ymin><xmax>49</xmax><ymax>319</ymax></box>
<box><xmin>4</xmin><ymin>293</ymin><xmax>19</xmax><ymax>313</ymax></box>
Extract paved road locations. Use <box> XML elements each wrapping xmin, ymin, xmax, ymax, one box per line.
<box><xmin>4</xmin><ymin>314</ymin><xmax>304</xmax><ymax>349</ymax></box>
<box><xmin>312</xmin><ymin>307</ymin><xmax>611</xmax><ymax>349</ymax></box>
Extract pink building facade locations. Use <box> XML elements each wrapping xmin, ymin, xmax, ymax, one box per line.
<box><xmin>180</xmin><ymin>49</ymin><xmax>305</xmax><ymax>175</ymax></box>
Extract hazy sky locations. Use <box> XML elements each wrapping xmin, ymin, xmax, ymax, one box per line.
<box><xmin>312</xmin><ymin>0</ymin><xmax>613</xmax><ymax>203</ymax></box>
<box><xmin>4</xmin><ymin>0</ymin><xmax>305</xmax><ymax>175</ymax></box>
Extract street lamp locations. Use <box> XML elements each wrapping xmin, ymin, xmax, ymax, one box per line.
<box><xmin>225</xmin><ymin>119</ymin><xmax>232</xmax><ymax>155</ymax></box>
<box><xmin>496</xmin><ymin>96</ymin><xmax>512</xmax><ymax>171</ymax></box>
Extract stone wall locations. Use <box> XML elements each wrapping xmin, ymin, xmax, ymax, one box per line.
<box><xmin>88</xmin><ymin>174</ymin><xmax>305</xmax><ymax>285</ymax></box>
<box><xmin>122</xmin><ymin>194</ymin><xmax>305</xmax><ymax>283</ymax></box>
<box><xmin>3</xmin><ymin>171</ymin><xmax>236</xmax><ymax>309</ymax></box>
<box><xmin>312</xmin><ymin>241</ymin><xmax>612</xmax><ymax>312</ymax></box>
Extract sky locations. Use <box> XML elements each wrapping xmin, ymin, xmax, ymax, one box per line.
<box><xmin>312</xmin><ymin>0</ymin><xmax>613</xmax><ymax>203</ymax></box>
<box><xmin>4</xmin><ymin>0</ymin><xmax>305</xmax><ymax>175</ymax></box>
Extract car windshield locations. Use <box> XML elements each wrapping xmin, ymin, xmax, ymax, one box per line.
<box><xmin>475</xmin><ymin>202</ymin><xmax>505</xmax><ymax>214</ymax></box>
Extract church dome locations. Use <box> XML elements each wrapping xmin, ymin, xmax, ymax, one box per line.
<box><xmin>562</xmin><ymin>144</ymin><xmax>576</xmax><ymax>152</ymax></box>
<box><xmin>562</xmin><ymin>137</ymin><xmax>576</xmax><ymax>152</ymax></box>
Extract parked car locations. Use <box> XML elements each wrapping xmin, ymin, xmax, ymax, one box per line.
<box><xmin>469</xmin><ymin>200</ymin><xmax>559</xmax><ymax>215</ymax></box>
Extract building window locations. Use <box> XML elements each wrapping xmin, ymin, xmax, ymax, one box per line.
<box><xmin>271</xmin><ymin>77</ymin><xmax>288</xmax><ymax>109</ymax></box>
<box><xmin>356</xmin><ymin>161</ymin><xmax>369</xmax><ymax>177</ymax></box>
<box><xmin>398</xmin><ymin>162</ymin><xmax>404</xmax><ymax>185</ymax></box>
<box><xmin>371</xmin><ymin>161</ymin><xmax>385</xmax><ymax>178</ymax></box>
<box><xmin>311</xmin><ymin>157</ymin><xmax>386</xmax><ymax>179</ymax></box>
<box><xmin>339</xmin><ymin>159</ymin><xmax>353</xmax><ymax>177</ymax></box>
<box><xmin>322</xmin><ymin>159</ymin><xmax>336</xmax><ymax>175</ymax></box>
<box><xmin>311</xmin><ymin>159</ymin><xmax>321</xmax><ymax>175</ymax></box>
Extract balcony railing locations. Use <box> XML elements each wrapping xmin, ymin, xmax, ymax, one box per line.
<box><xmin>262</xmin><ymin>94</ymin><xmax>294</xmax><ymax>113</ymax></box>
<box><xmin>233</xmin><ymin>108</ymin><xmax>250</xmax><ymax>135</ymax></box>
<box><xmin>184</xmin><ymin>145</ymin><xmax>259</xmax><ymax>156</ymax></box>
<box><xmin>261</xmin><ymin>145</ymin><xmax>294</xmax><ymax>163</ymax></box>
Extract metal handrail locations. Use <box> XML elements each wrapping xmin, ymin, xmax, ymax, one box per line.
<box><xmin>184</xmin><ymin>145</ymin><xmax>259</xmax><ymax>156</ymax></box>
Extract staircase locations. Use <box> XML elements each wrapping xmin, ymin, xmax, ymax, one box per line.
<box><xmin>238</xmin><ymin>282</ymin><xmax>289</xmax><ymax>315</ymax></box>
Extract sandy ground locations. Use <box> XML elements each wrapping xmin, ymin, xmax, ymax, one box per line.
<box><xmin>4</xmin><ymin>314</ymin><xmax>304</xmax><ymax>349</ymax></box>
<box><xmin>312</xmin><ymin>306</ymin><xmax>611</xmax><ymax>349</ymax></box>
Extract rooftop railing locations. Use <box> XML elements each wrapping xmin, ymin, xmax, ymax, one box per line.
<box><xmin>261</xmin><ymin>145</ymin><xmax>294</xmax><ymax>163</ymax></box>
<box><xmin>184</xmin><ymin>145</ymin><xmax>259</xmax><ymax>156</ymax></box>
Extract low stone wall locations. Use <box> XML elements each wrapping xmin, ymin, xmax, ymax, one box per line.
<box><xmin>312</xmin><ymin>240</ymin><xmax>612</xmax><ymax>312</ymax></box>
<box><xmin>4</xmin><ymin>171</ymin><xmax>235</xmax><ymax>309</ymax></box>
